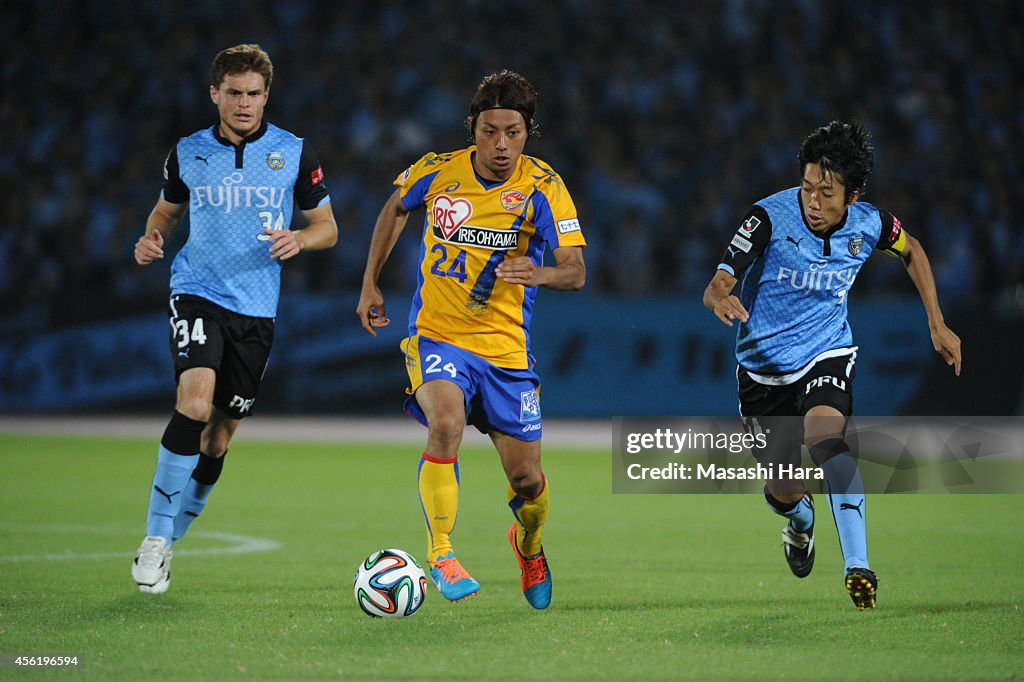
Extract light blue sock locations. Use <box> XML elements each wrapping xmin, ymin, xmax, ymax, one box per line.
<box><xmin>146</xmin><ymin>446</ymin><xmax>199</xmax><ymax>543</ymax></box>
<box><xmin>172</xmin><ymin>478</ymin><xmax>216</xmax><ymax>543</ymax></box>
<box><xmin>821</xmin><ymin>452</ymin><xmax>869</xmax><ymax>571</ymax></box>
<box><xmin>785</xmin><ymin>495</ymin><xmax>814</xmax><ymax>533</ymax></box>
<box><xmin>764</xmin><ymin>490</ymin><xmax>814</xmax><ymax>532</ymax></box>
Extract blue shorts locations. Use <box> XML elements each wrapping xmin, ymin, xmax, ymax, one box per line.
<box><xmin>401</xmin><ymin>335</ymin><xmax>543</xmax><ymax>442</ymax></box>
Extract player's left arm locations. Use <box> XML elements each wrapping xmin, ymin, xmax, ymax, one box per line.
<box><xmin>267</xmin><ymin>140</ymin><xmax>339</xmax><ymax>261</ymax></box>
<box><xmin>496</xmin><ymin>246</ymin><xmax>586</xmax><ymax>290</ymax></box>
<box><xmin>267</xmin><ymin>202</ymin><xmax>338</xmax><ymax>261</ymax></box>
<box><xmin>499</xmin><ymin>175</ymin><xmax>586</xmax><ymax>290</ymax></box>
<box><xmin>881</xmin><ymin>214</ymin><xmax>961</xmax><ymax>375</ymax></box>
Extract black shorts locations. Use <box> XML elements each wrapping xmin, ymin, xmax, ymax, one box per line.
<box><xmin>738</xmin><ymin>354</ymin><xmax>856</xmax><ymax>467</ymax></box>
<box><xmin>738</xmin><ymin>355</ymin><xmax>855</xmax><ymax>418</ymax></box>
<box><xmin>168</xmin><ymin>294</ymin><xmax>274</xmax><ymax>419</ymax></box>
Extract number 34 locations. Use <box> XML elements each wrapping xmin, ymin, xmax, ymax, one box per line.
<box><xmin>424</xmin><ymin>354</ymin><xmax>457</xmax><ymax>378</ymax></box>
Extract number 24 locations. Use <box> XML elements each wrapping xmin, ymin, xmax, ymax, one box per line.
<box><xmin>430</xmin><ymin>244</ymin><xmax>468</xmax><ymax>283</ymax></box>
<box><xmin>424</xmin><ymin>354</ymin><xmax>457</xmax><ymax>378</ymax></box>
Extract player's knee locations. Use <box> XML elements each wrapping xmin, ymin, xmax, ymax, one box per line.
<box><xmin>201</xmin><ymin>431</ymin><xmax>230</xmax><ymax>458</ymax></box>
<box><xmin>507</xmin><ymin>468</ymin><xmax>543</xmax><ymax>498</ymax></box>
<box><xmin>807</xmin><ymin>436</ymin><xmax>849</xmax><ymax>466</ymax></box>
<box><xmin>766</xmin><ymin>478</ymin><xmax>805</xmax><ymax>501</ymax></box>
<box><xmin>176</xmin><ymin>397</ymin><xmax>213</xmax><ymax>423</ymax></box>
<box><xmin>427</xmin><ymin>413</ymin><xmax>464</xmax><ymax>447</ymax></box>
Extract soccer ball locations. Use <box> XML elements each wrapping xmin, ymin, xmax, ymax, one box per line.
<box><xmin>353</xmin><ymin>549</ymin><xmax>428</xmax><ymax>618</ymax></box>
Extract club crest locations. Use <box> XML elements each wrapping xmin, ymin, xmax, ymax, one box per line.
<box><xmin>500</xmin><ymin>189</ymin><xmax>527</xmax><ymax>212</ymax></box>
<box><xmin>848</xmin><ymin>235</ymin><xmax>863</xmax><ymax>256</ymax></box>
<box><xmin>266</xmin><ymin>151</ymin><xmax>285</xmax><ymax>170</ymax></box>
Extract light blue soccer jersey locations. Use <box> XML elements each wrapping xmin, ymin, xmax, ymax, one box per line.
<box><xmin>163</xmin><ymin>122</ymin><xmax>330</xmax><ymax>318</ymax></box>
<box><xmin>717</xmin><ymin>188</ymin><xmax>905</xmax><ymax>374</ymax></box>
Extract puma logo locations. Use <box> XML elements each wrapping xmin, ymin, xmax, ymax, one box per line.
<box><xmin>153</xmin><ymin>485</ymin><xmax>181</xmax><ymax>505</ymax></box>
<box><xmin>786</xmin><ymin>236</ymin><xmax>803</xmax><ymax>249</ymax></box>
<box><xmin>195</xmin><ymin>154</ymin><xmax>210</xmax><ymax>164</ymax></box>
<box><xmin>840</xmin><ymin>499</ymin><xmax>864</xmax><ymax>518</ymax></box>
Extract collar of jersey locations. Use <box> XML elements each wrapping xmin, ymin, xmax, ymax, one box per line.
<box><xmin>469</xmin><ymin>151</ymin><xmax>513</xmax><ymax>190</ymax></box>
<box><xmin>212</xmin><ymin>119</ymin><xmax>269</xmax><ymax>147</ymax></box>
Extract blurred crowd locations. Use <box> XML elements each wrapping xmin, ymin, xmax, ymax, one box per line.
<box><xmin>2</xmin><ymin>0</ymin><xmax>1022</xmax><ymax>333</ymax></box>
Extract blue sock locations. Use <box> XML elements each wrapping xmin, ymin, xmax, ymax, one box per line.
<box><xmin>764</xmin><ymin>489</ymin><xmax>814</xmax><ymax>532</ymax></box>
<box><xmin>172</xmin><ymin>452</ymin><xmax>225</xmax><ymax>543</ymax></box>
<box><xmin>821</xmin><ymin>452</ymin><xmax>869</xmax><ymax>571</ymax></box>
<box><xmin>173</xmin><ymin>478</ymin><xmax>214</xmax><ymax>542</ymax></box>
<box><xmin>146</xmin><ymin>446</ymin><xmax>199</xmax><ymax>543</ymax></box>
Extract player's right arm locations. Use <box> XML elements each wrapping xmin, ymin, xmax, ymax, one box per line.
<box><xmin>356</xmin><ymin>188</ymin><xmax>411</xmax><ymax>336</ymax></box>
<box><xmin>703</xmin><ymin>269</ymin><xmax>748</xmax><ymax>326</ymax></box>
<box><xmin>703</xmin><ymin>206</ymin><xmax>771</xmax><ymax>326</ymax></box>
<box><xmin>135</xmin><ymin>197</ymin><xmax>186</xmax><ymax>265</ymax></box>
<box><xmin>135</xmin><ymin>146</ymin><xmax>188</xmax><ymax>266</ymax></box>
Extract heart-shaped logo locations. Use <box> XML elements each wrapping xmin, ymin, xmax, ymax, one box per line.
<box><xmin>432</xmin><ymin>194</ymin><xmax>473</xmax><ymax>240</ymax></box>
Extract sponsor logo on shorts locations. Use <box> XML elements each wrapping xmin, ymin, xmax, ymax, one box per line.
<box><xmin>266</xmin><ymin>151</ymin><xmax>285</xmax><ymax>170</ymax></box>
<box><xmin>520</xmin><ymin>389</ymin><xmax>541</xmax><ymax>422</ymax></box>
<box><xmin>228</xmin><ymin>395</ymin><xmax>255</xmax><ymax>415</ymax></box>
<box><xmin>730</xmin><ymin>234</ymin><xmax>753</xmax><ymax>253</ymax></box>
<box><xmin>804</xmin><ymin>375</ymin><xmax>847</xmax><ymax>393</ymax></box>
<box><xmin>557</xmin><ymin>218</ymin><xmax>581</xmax><ymax>234</ymax></box>
<box><xmin>521</xmin><ymin>423</ymin><xmax>542</xmax><ymax>432</ymax></box>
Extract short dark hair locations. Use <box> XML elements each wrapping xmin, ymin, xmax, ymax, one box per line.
<box><xmin>798</xmin><ymin>121</ymin><xmax>874</xmax><ymax>200</ymax></box>
<box><xmin>468</xmin><ymin>70</ymin><xmax>540</xmax><ymax>136</ymax></box>
<box><xmin>210</xmin><ymin>44</ymin><xmax>273</xmax><ymax>90</ymax></box>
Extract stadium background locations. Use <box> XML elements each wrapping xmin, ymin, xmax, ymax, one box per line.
<box><xmin>1</xmin><ymin>0</ymin><xmax>1022</xmax><ymax>416</ymax></box>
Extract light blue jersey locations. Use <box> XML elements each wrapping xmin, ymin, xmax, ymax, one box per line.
<box><xmin>718</xmin><ymin>188</ymin><xmax>905</xmax><ymax>375</ymax></box>
<box><xmin>162</xmin><ymin>122</ymin><xmax>330</xmax><ymax>318</ymax></box>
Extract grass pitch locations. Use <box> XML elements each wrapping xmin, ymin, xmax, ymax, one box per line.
<box><xmin>1</xmin><ymin>432</ymin><xmax>1022</xmax><ymax>680</ymax></box>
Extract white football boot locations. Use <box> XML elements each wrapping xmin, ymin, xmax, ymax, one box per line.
<box><xmin>132</xmin><ymin>536</ymin><xmax>172</xmax><ymax>594</ymax></box>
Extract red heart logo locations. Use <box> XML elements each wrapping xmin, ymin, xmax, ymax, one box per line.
<box><xmin>432</xmin><ymin>194</ymin><xmax>473</xmax><ymax>240</ymax></box>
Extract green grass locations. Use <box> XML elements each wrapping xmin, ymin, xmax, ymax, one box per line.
<box><xmin>1</xmin><ymin>433</ymin><xmax>1022</xmax><ymax>680</ymax></box>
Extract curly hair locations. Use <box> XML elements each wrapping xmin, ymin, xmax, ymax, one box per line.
<box><xmin>467</xmin><ymin>70</ymin><xmax>540</xmax><ymax>137</ymax></box>
<box><xmin>798</xmin><ymin>121</ymin><xmax>874</xmax><ymax>201</ymax></box>
<box><xmin>210</xmin><ymin>44</ymin><xmax>273</xmax><ymax>90</ymax></box>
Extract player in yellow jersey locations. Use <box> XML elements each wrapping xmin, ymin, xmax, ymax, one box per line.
<box><xmin>357</xmin><ymin>71</ymin><xmax>586</xmax><ymax>609</ymax></box>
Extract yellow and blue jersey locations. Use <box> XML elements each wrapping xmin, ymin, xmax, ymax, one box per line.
<box><xmin>395</xmin><ymin>147</ymin><xmax>586</xmax><ymax>369</ymax></box>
